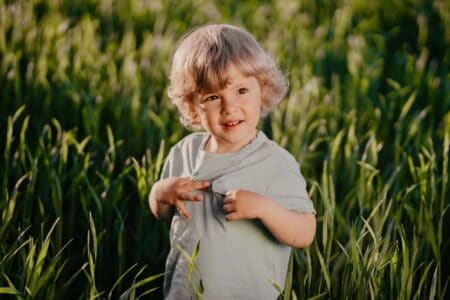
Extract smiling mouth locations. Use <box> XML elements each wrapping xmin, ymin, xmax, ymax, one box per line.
<box><xmin>222</xmin><ymin>120</ymin><xmax>243</xmax><ymax>128</ymax></box>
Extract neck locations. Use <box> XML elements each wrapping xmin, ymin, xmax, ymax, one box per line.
<box><xmin>205</xmin><ymin>131</ymin><xmax>258</xmax><ymax>154</ymax></box>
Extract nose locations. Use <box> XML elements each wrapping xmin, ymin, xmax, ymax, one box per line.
<box><xmin>220</xmin><ymin>94</ymin><xmax>238</xmax><ymax>115</ymax></box>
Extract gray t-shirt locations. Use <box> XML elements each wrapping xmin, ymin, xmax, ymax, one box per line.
<box><xmin>161</xmin><ymin>131</ymin><xmax>315</xmax><ymax>300</ymax></box>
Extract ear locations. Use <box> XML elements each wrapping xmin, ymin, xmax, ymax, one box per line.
<box><xmin>187</xmin><ymin>102</ymin><xmax>201</xmax><ymax>126</ymax></box>
<box><xmin>259</xmin><ymin>82</ymin><xmax>270</xmax><ymax>113</ymax></box>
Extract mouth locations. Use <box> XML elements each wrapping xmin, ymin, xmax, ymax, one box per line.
<box><xmin>221</xmin><ymin>120</ymin><xmax>243</xmax><ymax>129</ymax></box>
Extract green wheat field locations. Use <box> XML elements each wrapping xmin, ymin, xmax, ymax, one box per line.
<box><xmin>1</xmin><ymin>0</ymin><xmax>449</xmax><ymax>299</ymax></box>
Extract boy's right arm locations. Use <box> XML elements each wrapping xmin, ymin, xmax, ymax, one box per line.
<box><xmin>149</xmin><ymin>177</ymin><xmax>210</xmax><ymax>221</ymax></box>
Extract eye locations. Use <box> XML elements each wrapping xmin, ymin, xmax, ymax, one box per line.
<box><xmin>237</xmin><ymin>87</ymin><xmax>248</xmax><ymax>95</ymax></box>
<box><xmin>202</xmin><ymin>95</ymin><xmax>219</xmax><ymax>103</ymax></box>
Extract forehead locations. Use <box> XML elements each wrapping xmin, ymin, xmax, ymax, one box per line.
<box><xmin>225</xmin><ymin>64</ymin><xmax>254</xmax><ymax>85</ymax></box>
<box><xmin>200</xmin><ymin>64</ymin><xmax>257</xmax><ymax>94</ymax></box>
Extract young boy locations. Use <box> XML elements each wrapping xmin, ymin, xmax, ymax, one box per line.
<box><xmin>149</xmin><ymin>24</ymin><xmax>316</xmax><ymax>300</ymax></box>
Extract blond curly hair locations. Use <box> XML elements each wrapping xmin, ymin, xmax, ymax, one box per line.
<box><xmin>167</xmin><ymin>24</ymin><xmax>288</xmax><ymax>128</ymax></box>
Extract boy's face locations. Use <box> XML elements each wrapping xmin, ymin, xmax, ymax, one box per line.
<box><xmin>195</xmin><ymin>64</ymin><xmax>262</xmax><ymax>153</ymax></box>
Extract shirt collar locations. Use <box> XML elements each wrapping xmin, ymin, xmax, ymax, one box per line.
<box><xmin>191</xmin><ymin>131</ymin><xmax>267</xmax><ymax>180</ymax></box>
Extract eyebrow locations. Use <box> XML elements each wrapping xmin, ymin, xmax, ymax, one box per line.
<box><xmin>199</xmin><ymin>76</ymin><xmax>254</xmax><ymax>96</ymax></box>
<box><xmin>227</xmin><ymin>76</ymin><xmax>254</xmax><ymax>87</ymax></box>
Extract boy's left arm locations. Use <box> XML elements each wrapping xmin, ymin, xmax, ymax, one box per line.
<box><xmin>223</xmin><ymin>189</ymin><xmax>316</xmax><ymax>248</ymax></box>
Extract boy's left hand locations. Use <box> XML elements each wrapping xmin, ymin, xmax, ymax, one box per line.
<box><xmin>223</xmin><ymin>189</ymin><xmax>268</xmax><ymax>221</ymax></box>
<box><xmin>223</xmin><ymin>189</ymin><xmax>316</xmax><ymax>248</ymax></box>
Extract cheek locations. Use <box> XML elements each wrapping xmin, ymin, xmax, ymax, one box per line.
<box><xmin>253</xmin><ymin>109</ymin><xmax>262</xmax><ymax>122</ymax></box>
<box><xmin>251</xmin><ymin>97</ymin><xmax>263</xmax><ymax>118</ymax></box>
<box><xmin>198</xmin><ymin>111</ymin><xmax>215</xmax><ymax>128</ymax></box>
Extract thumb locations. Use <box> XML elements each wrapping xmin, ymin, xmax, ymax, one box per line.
<box><xmin>226</xmin><ymin>212</ymin><xmax>239</xmax><ymax>221</ymax></box>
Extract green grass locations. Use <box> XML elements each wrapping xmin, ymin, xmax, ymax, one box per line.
<box><xmin>1</xmin><ymin>0</ymin><xmax>449</xmax><ymax>299</ymax></box>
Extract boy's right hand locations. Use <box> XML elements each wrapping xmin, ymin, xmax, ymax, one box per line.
<box><xmin>151</xmin><ymin>177</ymin><xmax>210</xmax><ymax>220</ymax></box>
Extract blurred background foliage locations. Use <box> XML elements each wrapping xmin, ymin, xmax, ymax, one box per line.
<box><xmin>0</xmin><ymin>0</ymin><xmax>449</xmax><ymax>298</ymax></box>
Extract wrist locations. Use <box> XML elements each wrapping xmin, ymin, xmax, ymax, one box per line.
<box><xmin>257</xmin><ymin>195</ymin><xmax>277</xmax><ymax>220</ymax></box>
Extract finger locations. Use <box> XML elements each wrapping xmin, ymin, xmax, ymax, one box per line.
<box><xmin>178</xmin><ymin>191</ymin><xmax>203</xmax><ymax>202</ymax></box>
<box><xmin>179</xmin><ymin>180</ymin><xmax>209</xmax><ymax>194</ymax></box>
<box><xmin>226</xmin><ymin>212</ymin><xmax>239</xmax><ymax>221</ymax></box>
<box><xmin>189</xmin><ymin>180</ymin><xmax>210</xmax><ymax>190</ymax></box>
<box><xmin>177</xmin><ymin>207</ymin><xmax>191</xmax><ymax>220</ymax></box>
<box><xmin>223</xmin><ymin>203</ymin><xmax>234</xmax><ymax>213</ymax></box>
<box><xmin>175</xmin><ymin>201</ymin><xmax>191</xmax><ymax>220</ymax></box>
<box><xmin>177</xmin><ymin>177</ymin><xmax>192</xmax><ymax>186</ymax></box>
<box><xmin>178</xmin><ymin>177</ymin><xmax>199</xmax><ymax>188</ymax></box>
<box><xmin>223</xmin><ymin>197</ymin><xmax>232</xmax><ymax>204</ymax></box>
<box><xmin>225</xmin><ymin>190</ymin><xmax>236</xmax><ymax>197</ymax></box>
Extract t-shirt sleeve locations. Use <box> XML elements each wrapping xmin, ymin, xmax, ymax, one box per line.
<box><xmin>160</xmin><ymin>147</ymin><xmax>181</xmax><ymax>179</ymax></box>
<box><xmin>266</xmin><ymin>166</ymin><xmax>316</xmax><ymax>214</ymax></box>
<box><xmin>160</xmin><ymin>133</ymin><xmax>203</xmax><ymax>180</ymax></box>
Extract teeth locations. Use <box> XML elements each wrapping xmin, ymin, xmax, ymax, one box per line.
<box><xmin>225</xmin><ymin>121</ymin><xmax>239</xmax><ymax>126</ymax></box>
